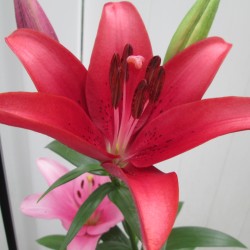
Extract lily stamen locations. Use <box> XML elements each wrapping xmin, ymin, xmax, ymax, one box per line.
<box><xmin>108</xmin><ymin>45</ymin><xmax>166</xmax><ymax>162</ymax></box>
<box><xmin>109</xmin><ymin>44</ymin><xmax>133</xmax><ymax>155</ymax></box>
<box><xmin>109</xmin><ymin>53</ymin><xmax>122</xmax><ymax>109</ymax></box>
<box><xmin>145</xmin><ymin>56</ymin><xmax>161</xmax><ymax>84</ymax></box>
<box><xmin>131</xmin><ymin>79</ymin><xmax>149</xmax><ymax>119</ymax></box>
<box><xmin>149</xmin><ymin>66</ymin><xmax>165</xmax><ymax>103</ymax></box>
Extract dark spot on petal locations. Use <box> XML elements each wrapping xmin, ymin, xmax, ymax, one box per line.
<box><xmin>81</xmin><ymin>180</ymin><xmax>84</xmax><ymax>189</ymax></box>
<box><xmin>77</xmin><ymin>190</ymin><xmax>81</xmax><ymax>198</ymax></box>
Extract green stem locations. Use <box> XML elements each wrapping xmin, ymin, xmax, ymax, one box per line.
<box><xmin>110</xmin><ymin>175</ymin><xmax>123</xmax><ymax>187</ymax></box>
<box><xmin>123</xmin><ymin>220</ymin><xmax>138</xmax><ymax>250</ymax></box>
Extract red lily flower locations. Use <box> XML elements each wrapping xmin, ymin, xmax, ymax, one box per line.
<box><xmin>2</xmin><ymin>2</ymin><xmax>250</xmax><ymax>250</ymax></box>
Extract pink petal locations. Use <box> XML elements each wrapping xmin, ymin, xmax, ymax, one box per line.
<box><xmin>37</xmin><ymin>157</ymin><xmax>78</xmax><ymax>214</ymax></box>
<box><xmin>103</xmin><ymin>163</ymin><xmax>179</xmax><ymax>250</ymax></box>
<box><xmin>86</xmin><ymin>197</ymin><xmax>124</xmax><ymax>235</ymax></box>
<box><xmin>150</xmin><ymin>37</ymin><xmax>231</xmax><ymax>120</ymax></box>
<box><xmin>73</xmin><ymin>174</ymin><xmax>111</xmax><ymax>205</ymax></box>
<box><xmin>21</xmin><ymin>159</ymin><xmax>78</xmax><ymax>222</ymax></box>
<box><xmin>68</xmin><ymin>235</ymin><xmax>100</xmax><ymax>250</ymax></box>
<box><xmin>85</xmin><ymin>2</ymin><xmax>153</xmax><ymax>141</ymax></box>
<box><xmin>37</xmin><ymin>158</ymin><xmax>72</xmax><ymax>186</ymax></box>
<box><xmin>0</xmin><ymin>92</ymin><xmax>113</xmax><ymax>161</ymax></box>
<box><xmin>130</xmin><ymin>97</ymin><xmax>250</xmax><ymax>167</ymax></box>
<box><xmin>6</xmin><ymin>29</ymin><xmax>87</xmax><ymax>109</ymax></box>
<box><xmin>20</xmin><ymin>193</ymin><xmax>75</xmax><ymax>222</ymax></box>
<box><xmin>21</xmin><ymin>193</ymin><xmax>60</xmax><ymax>219</ymax></box>
<box><xmin>72</xmin><ymin>174</ymin><xmax>123</xmax><ymax>236</ymax></box>
<box><xmin>14</xmin><ymin>0</ymin><xmax>58</xmax><ymax>40</ymax></box>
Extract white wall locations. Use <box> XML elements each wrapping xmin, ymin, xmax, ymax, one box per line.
<box><xmin>0</xmin><ymin>1</ymin><xmax>250</xmax><ymax>249</ymax></box>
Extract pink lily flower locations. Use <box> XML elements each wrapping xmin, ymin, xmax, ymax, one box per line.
<box><xmin>2</xmin><ymin>2</ymin><xmax>250</xmax><ymax>249</ymax></box>
<box><xmin>21</xmin><ymin>158</ymin><xmax>123</xmax><ymax>250</ymax></box>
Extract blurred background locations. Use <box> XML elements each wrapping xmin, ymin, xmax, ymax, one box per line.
<box><xmin>0</xmin><ymin>0</ymin><xmax>250</xmax><ymax>249</ymax></box>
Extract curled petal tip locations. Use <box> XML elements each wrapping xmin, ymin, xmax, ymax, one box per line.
<box><xmin>103</xmin><ymin>163</ymin><xmax>179</xmax><ymax>250</ymax></box>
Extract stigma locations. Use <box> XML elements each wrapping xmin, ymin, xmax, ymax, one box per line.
<box><xmin>127</xmin><ymin>55</ymin><xmax>145</xmax><ymax>69</ymax></box>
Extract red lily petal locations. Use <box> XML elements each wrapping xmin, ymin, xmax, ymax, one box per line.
<box><xmin>85</xmin><ymin>2</ymin><xmax>153</xmax><ymax>141</ymax></box>
<box><xmin>14</xmin><ymin>0</ymin><xmax>58</xmax><ymax>40</ymax></box>
<box><xmin>150</xmin><ymin>37</ymin><xmax>231</xmax><ymax>120</ymax></box>
<box><xmin>0</xmin><ymin>92</ymin><xmax>113</xmax><ymax>161</ymax></box>
<box><xmin>130</xmin><ymin>97</ymin><xmax>250</xmax><ymax>167</ymax></box>
<box><xmin>6</xmin><ymin>29</ymin><xmax>87</xmax><ymax>109</ymax></box>
<box><xmin>103</xmin><ymin>163</ymin><xmax>179</xmax><ymax>250</ymax></box>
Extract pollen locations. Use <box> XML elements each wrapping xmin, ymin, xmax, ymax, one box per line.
<box><xmin>127</xmin><ymin>55</ymin><xmax>145</xmax><ymax>69</ymax></box>
<box><xmin>87</xmin><ymin>175</ymin><xmax>94</xmax><ymax>184</ymax></box>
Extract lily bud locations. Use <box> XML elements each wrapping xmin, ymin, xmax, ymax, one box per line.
<box><xmin>164</xmin><ymin>0</ymin><xmax>220</xmax><ymax>63</ymax></box>
<box><xmin>14</xmin><ymin>0</ymin><xmax>58</xmax><ymax>40</ymax></box>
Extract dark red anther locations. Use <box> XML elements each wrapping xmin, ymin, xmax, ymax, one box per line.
<box><xmin>131</xmin><ymin>79</ymin><xmax>149</xmax><ymax>119</ymax></box>
<box><xmin>109</xmin><ymin>53</ymin><xmax>120</xmax><ymax>89</ymax></box>
<box><xmin>149</xmin><ymin>66</ymin><xmax>165</xmax><ymax>103</ymax></box>
<box><xmin>122</xmin><ymin>44</ymin><xmax>133</xmax><ymax>61</ymax></box>
<box><xmin>129</xmin><ymin>55</ymin><xmax>165</xmax><ymax>120</ymax></box>
<box><xmin>109</xmin><ymin>44</ymin><xmax>134</xmax><ymax>109</ymax></box>
<box><xmin>109</xmin><ymin>53</ymin><xmax>123</xmax><ymax>108</ymax></box>
<box><xmin>145</xmin><ymin>56</ymin><xmax>161</xmax><ymax>83</ymax></box>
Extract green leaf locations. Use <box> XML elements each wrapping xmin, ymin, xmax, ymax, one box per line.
<box><xmin>46</xmin><ymin>141</ymin><xmax>106</xmax><ymax>174</ymax></box>
<box><xmin>59</xmin><ymin>182</ymin><xmax>114</xmax><ymax>250</ymax></box>
<box><xmin>101</xmin><ymin>226</ymin><xmax>130</xmax><ymax>245</ymax></box>
<box><xmin>164</xmin><ymin>0</ymin><xmax>220</xmax><ymax>62</ymax></box>
<box><xmin>166</xmin><ymin>226</ymin><xmax>246</xmax><ymax>249</ymax></box>
<box><xmin>38</xmin><ymin>164</ymin><xmax>103</xmax><ymax>201</ymax></box>
<box><xmin>97</xmin><ymin>241</ymin><xmax>131</xmax><ymax>250</ymax></box>
<box><xmin>37</xmin><ymin>235</ymin><xmax>66</xmax><ymax>249</ymax></box>
<box><xmin>109</xmin><ymin>185</ymin><xmax>141</xmax><ymax>240</ymax></box>
<box><xmin>47</xmin><ymin>140</ymin><xmax>107</xmax><ymax>175</ymax></box>
<box><xmin>162</xmin><ymin>242</ymin><xmax>194</xmax><ymax>250</ymax></box>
